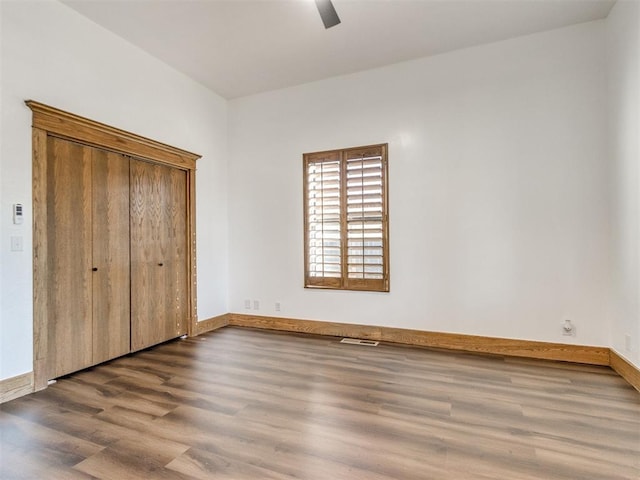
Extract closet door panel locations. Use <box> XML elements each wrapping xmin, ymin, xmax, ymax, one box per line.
<box><xmin>130</xmin><ymin>159</ymin><xmax>162</xmax><ymax>350</ymax></box>
<box><xmin>92</xmin><ymin>149</ymin><xmax>131</xmax><ymax>363</ymax></box>
<box><xmin>47</xmin><ymin>137</ymin><xmax>93</xmax><ymax>378</ymax></box>
<box><xmin>130</xmin><ymin>160</ymin><xmax>187</xmax><ymax>350</ymax></box>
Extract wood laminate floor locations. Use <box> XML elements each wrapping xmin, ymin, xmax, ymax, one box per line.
<box><xmin>0</xmin><ymin>327</ymin><xmax>639</xmax><ymax>479</ymax></box>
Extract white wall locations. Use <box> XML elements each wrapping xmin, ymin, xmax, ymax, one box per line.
<box><xmin>608</xmin><ymin>0</ymin><xmax>640</xmax><ymax>369</ymax></box>
<box><xmin>0</xmin><ymin>0</ymin><xmax>229</xmax><ymax>381</ymax></box>
<box><xmin>228</xmin><ymin>21</ymin><xmax>610</xmax><ymax>347</ymax></box>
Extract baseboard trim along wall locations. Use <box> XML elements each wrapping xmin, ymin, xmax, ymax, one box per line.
<box><xmin>610</xmin><ymin>350</ymin><xmax>640</xmax><ymax>392</ymax></box>
<box><xmin>228</xmin><ymin>313</ymin><xmax>611</xmax><ymax>366</ymax></box>
<box><xmin>228</xmin><ymin>313</ymin><xmax>640</xmax><ymax>391</ymax></box>
<box><xmin>0</xmin><ymin>372</ymin><xmax>34</xmax><ymax>404</ymax></box>
<box><xmin>202</xmin><ymin>314</ymin><xmax>639</xmax><ymax>392</ymax></box>
<box><xmin>3</xmin><ymin>314</ymin><xmax>636</xmax><ymax>404</ymax></box>
<box><xmin>195</xmin><ymin>313</ymin><xmax>231</xmax><ymax>335</ymax></box>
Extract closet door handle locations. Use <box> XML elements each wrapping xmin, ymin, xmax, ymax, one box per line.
<box><xmin>92</xmin><ymin>267</ymin><xmax>98</xmax><ymax>272</ymax></box>
<box><xmin>158</xmin><ymin>263</ymin><xmax>164</xmax><ymax>267</ymax></box>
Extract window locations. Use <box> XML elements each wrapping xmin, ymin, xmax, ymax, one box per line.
<box><xmin>303</xmin><ymin>144</ymin><xmax>389</xmax><ymax>292</ymax></box>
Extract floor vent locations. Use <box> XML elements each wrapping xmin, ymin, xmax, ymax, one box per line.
<box><xmin>340</xmin><ymin>338</ymin><xmax>379</xmax><ymax>346</ymax></box>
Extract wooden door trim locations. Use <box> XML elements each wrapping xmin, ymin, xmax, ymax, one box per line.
<box><xmin>28</xmin><ymin>101</ymin><xmax>200</xmax><ymax>391</ymax></box>
<box><xmin>32</xmin><ymin>128</ymin><xmax>49</xmax><ymax>391</ymax></box>
<box><xmin>187</xmin><ymin>169</ymin><xmax>197</xmax><ymax>338</ymax></box>
<box><xmin>26</xmin><ymin>101</ymin><xmax>200</xmax><ymax>169</ymax></box>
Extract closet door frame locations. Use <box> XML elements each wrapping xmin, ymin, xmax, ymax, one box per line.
<box><xmin>28</xmin><ymin>100</ymin><xmax>200</xmax><ymax>391</ymax></box>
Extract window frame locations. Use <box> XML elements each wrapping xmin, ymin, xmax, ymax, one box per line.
<box><xmin>303</xmin><ymin>143</ymin><xmax>389</xmax><ymax>292</ymax></box>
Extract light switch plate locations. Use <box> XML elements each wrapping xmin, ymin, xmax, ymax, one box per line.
<box><xmin>10</xmin><ymin>236</ymin><xmax>23</xmax><ymax>251</ymax></box>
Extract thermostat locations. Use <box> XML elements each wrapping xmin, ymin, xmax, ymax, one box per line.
<box><xmin>13</xmin><ymin>204</ymin><xmax>23</xmax><ymax>225</ymax></box>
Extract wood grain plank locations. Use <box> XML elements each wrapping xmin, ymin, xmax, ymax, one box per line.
<box><xmin>0</xmin><ymin>411</ymin><xmax>104</xmax><ymax>479</ymax></box>
<box><xmin>73</xmin><ymin>436</ymin><xmax>191</xmax><ymax>480</ymax></box>
<box><xmin>166</xmin><ymin>447</ymin><xmax>295</xmax><ymax>480</ymax></box>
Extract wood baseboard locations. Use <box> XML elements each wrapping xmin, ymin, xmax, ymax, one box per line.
<box><xmin>2</xmin><ymin>315</ymin><xmax>632</xmax><ymax>404</ymax></box>
<box><xmin>228</xmin><ymin>313</ymin><xmax>610</xmax><ymax>366</ymax></box>
<box><xmin>610</xmin><ymin>350</ymin><xmax>640</xmax><ymax>392</ymax></box>
<box><xmin>0</xmin><ymin>372</ymin><xmax>34</xmax><ymax>404</ymax></box>
<box><xmin>195</xmin><ymin>313</ymin><xmax>230</xmax><ymax>335</ymax></box>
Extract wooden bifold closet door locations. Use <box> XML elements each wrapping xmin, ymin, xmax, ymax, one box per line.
<box><xmin>47</xmin><ymin>137</ymin><xmax>130</xmax><ymax>378</ymax></box>
<box><xmin>30</xmin><ymin>100</ymin><xmax>199</xmax><ymax>389</ymax></box>
<box><xmin>130</xmin><ymin>159</ymin><xmax>188</xmax><ymax>351</ymax></box>
<box><xmin>46</xmin><ymin>140</ymin><xmax>188</xmax><ymax>379</ymax></box>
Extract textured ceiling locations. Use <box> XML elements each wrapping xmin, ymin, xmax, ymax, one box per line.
<box><xmin>61</xmin><ymin>0</ymin><xmax>616</xmax><ymax>99</ymax></box>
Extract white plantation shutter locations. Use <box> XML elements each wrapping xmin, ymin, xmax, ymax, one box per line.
<box><xmin>304</xmin><ymin>144</ymin><xmax>389</xmax><ymax>292</ymax></box>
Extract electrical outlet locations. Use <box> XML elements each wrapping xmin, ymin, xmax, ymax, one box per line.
<box><xmin>562</xmin><ymin>319</ymin><xmax>575</xmax><ymax>336</ymax></box>
<box><xmin>244</xmin><ymin>299</ymin><xmax>251</xmax><ymax>309</ymax></box>
<box><xmin>275</xmin><ymin>302</ymin><xmax>281</xmax><ymax>312</ymax></box>
<box><xmin>253</xmin><ymin>300</ymin><xmax>260</xmax><ymax>310</ymax></box>
<box><xmin>625</xmin><ymin>334</ymin><xmax>632</xmax><ymax>352</ymax></box>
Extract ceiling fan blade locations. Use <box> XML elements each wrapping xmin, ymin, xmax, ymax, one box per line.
<box><xmin>315</xmin><ymin>0</ymin><xmax>341</xmax><ymax>29</ymax></box>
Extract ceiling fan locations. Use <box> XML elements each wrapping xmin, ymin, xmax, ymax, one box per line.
<box><xmin>315</xmin><ymin>0</ymin><xmax>341</xmax><ymax>29</ymax></box>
